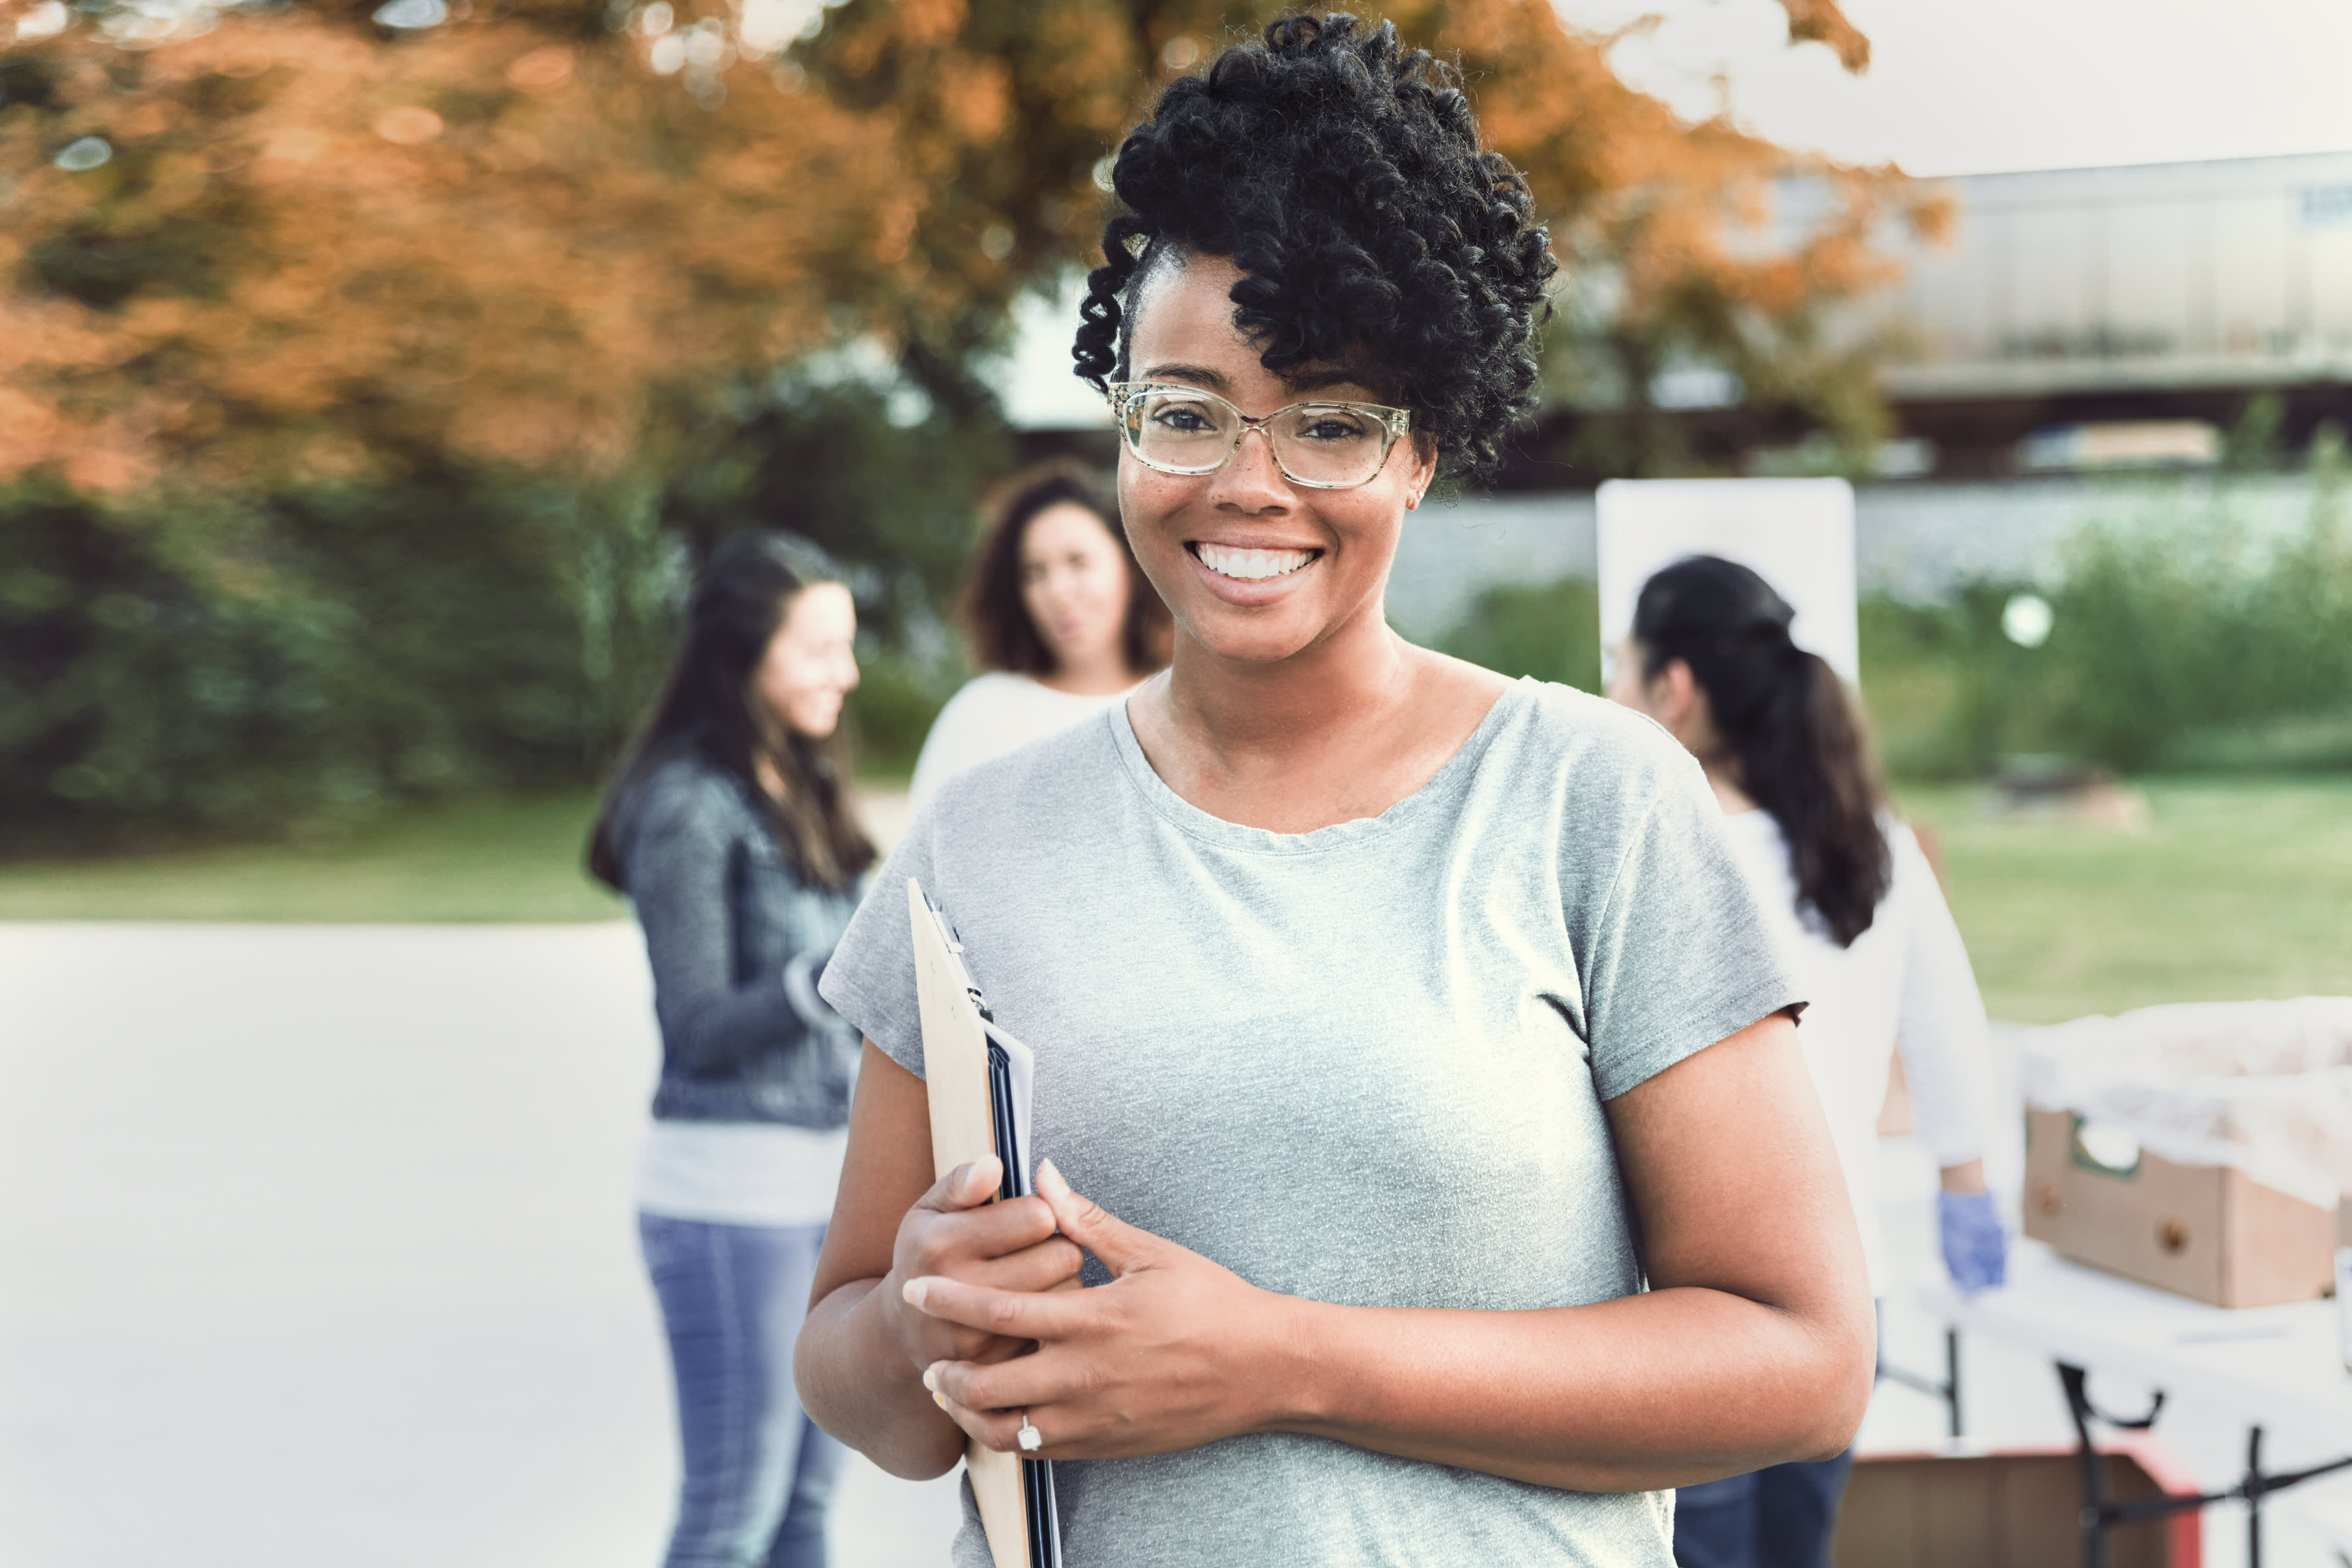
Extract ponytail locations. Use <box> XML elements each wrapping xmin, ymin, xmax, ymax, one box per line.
<box><xmin>1633</xmin><ymin>556</ymin><xmax>1890</xmax><ymax>947</ymax></box>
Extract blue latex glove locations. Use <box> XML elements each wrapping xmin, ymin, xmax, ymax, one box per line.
<box><xmin>1939</xmin><ymin>1188</ymin><xmax>2009</xmax><ymax>1293</ymax></box>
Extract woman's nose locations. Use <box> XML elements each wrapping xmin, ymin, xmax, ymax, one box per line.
<box><xmin>1207</xmin><ymin>424</ymin><xmax>1289</xmax><ymax>508</ymax></box>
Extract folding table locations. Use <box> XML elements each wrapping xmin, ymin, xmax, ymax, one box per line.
<box><xmin>1905</xmin><ymin>1242</ymin><xmax>2352</xmax><ymax>1568</ymax></box>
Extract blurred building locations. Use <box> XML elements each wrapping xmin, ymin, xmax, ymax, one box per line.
<box><xmin>1000</xmin><ymin>150</ymin><xmax>2352</xmax><ymax>484</ymax></box>
<box><xmin>1877</xmin><ymin>150</ymin><xmax>2352</xmax><ymax>476</ymax></box>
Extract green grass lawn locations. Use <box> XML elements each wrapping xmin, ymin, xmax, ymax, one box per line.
<box><xmin>0</xmin><ymin>794</ymin><xmax>624</xmax><ymax>924</ymax></box>
<box><xmin>1893</xmin><ymin>776</ymin><xmax>2352</xmax><ymax>1023</ymax></box>
<box><xmin>3</xmin><ymin>778</ymin><xmax>2346</xmax><ymax>1025</ymax></box>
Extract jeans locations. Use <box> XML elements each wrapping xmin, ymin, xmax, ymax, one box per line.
<box><xmin>1672</xmin><ymin>1449</ymin><xmax>1855</xmax><ymax>1568</ymax></box>
<box><xmin>640</xmin><ymin>1214</ymin><xmax>846</xmax><ymax>1568</ymax></box>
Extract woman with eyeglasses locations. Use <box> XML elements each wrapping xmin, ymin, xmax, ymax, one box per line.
<box><xmin>795</xmin><ymin>18</ymin><xmax>1873</xmax><ymax>1568</ymax></box>
<box><xmin>907</xmin><ymin>463</ymin><xmax>1170</xmax><ymax>815</ymax></box>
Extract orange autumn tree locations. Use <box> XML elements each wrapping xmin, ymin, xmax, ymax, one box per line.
<box><xmin>1</xmin><ymin>0</ymin><xmax>1921</xmax><ymax>494</ymax></box>
<box><xmin>0</xmin><ymin>3</ymin><xmax>1001</xmax><ymax>493</ymax></box>
<box><xmin>0</xmin><ymin>0</ymin><xmax>1920</xmax><ymax>842</ymax></box>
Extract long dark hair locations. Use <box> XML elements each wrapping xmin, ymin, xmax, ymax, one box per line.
<box><xmin>961</xmin><ymin>461</ymin><xmax>1170</xmax><ymax>677</ymax></box>
<box><xmin>588</xmin><ymin>531</ymin><xmax>876</xmax><ymax>894</ymax></box>
<box><xmin>1633</xmin><ymin>556</ymin><xmax>1890</xmax><ymax>947</ymax></box>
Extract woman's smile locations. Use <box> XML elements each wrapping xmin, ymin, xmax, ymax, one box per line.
<box><xmin>1185</xmin><ymin>541</ymin><xmax>1325</xmax><ymax>599</ymax></box>
<box><xmin>1189</xmin><ymin>543</ymin><xmax>1320</xmax><ymax>580</ymax></box>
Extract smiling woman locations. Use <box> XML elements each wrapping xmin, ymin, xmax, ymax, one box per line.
<box><xmin>794</xmin><ymin>16</ymin><xmax>1874</xmax><ymax>1568</ymax></box>
<box><xmin>907</xmin><ymin>463</ymin><xmax>1171</xmax><ymax>814</ymax></box>
<box><xmin>586</xmin><ymin>531</ymin><xmax>876</xmax><ymax>1568</ymax></box>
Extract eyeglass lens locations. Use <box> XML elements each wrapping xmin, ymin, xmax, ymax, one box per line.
<box><xmin>1124</xmin><ymin>389</ymin><xmax>1388</xmax><ymax>486</ymax></box>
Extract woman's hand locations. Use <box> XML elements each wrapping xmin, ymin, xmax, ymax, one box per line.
<box><xmin>884</xmin><ymin>1156</ymin><xmax>1087</xmax><ymax>1377</ymax></box>
<box><xmin>910</xmin><ymin>1159</ymin><xmax>1295</xmax><ymax>1459</ymax></box>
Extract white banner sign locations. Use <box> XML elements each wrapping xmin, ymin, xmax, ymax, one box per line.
<box><xmin>1595</xmin><ymin>478</ymin><xmax>1859</xmax><ymax>686</ymax></box>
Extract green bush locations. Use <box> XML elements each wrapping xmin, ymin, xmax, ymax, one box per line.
<box><xmin>1859</xmin><ymin>463</ymin><xmax>2352</xmax><ymax>775</ymax></box>
<box><xmin>847</xmin><ymin>648</ymin><xmax>967</xmax><ymax>781</ymax></box>
<box><xmin>0</xmin><ymin>369</ymin><xmax>1011</xmax><ymax>854</ymax></box>
<box><xmin>2046</xmin><ymin>500</ymin><xmax>2352</xmax><ymax>770</ymax></box>
<box><xmin>0</xmin><ymin>476</ymin><xmax>681</xmax><ymax>854</ymax></box>
<box><xmin>1857</xmin><ymin>581</ymin><xmax>2056</xmax><ymax>777</ymax></box>
<box><xmin>1432</xmin><ymin>575</ymin><xmax>1602</xmax><ymax>691</ymax></box>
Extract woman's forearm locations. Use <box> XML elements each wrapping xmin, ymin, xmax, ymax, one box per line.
<box><xmin>1259</xmin><ymin>1283</ymin><xmax>1873</xmax><ymax>1492</ymax></box>
<box><xmin>659</xmin><ymin>979</ymin><xmax>800</xmax><ymax>1075</ymax></box>
<box><xmin>1245</xmin><ymin>1023</ymin><xmax>1876</xmax><ymax>1492</ymax></box>
<box><xmin>795</xmin><ymin>1276</ymin><xmax>968</xmax><ymax>1480</ymax></box>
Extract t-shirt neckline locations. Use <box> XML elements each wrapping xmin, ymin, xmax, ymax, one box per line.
<box><xmin>1106</xmin><ymin>676</ymin><xmax>1535</xmax><ymax>855</ymax></box>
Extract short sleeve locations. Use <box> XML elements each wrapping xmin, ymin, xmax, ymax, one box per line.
<box><xmin>816</xmin><ymin>805</ymin><xmax>938</xmax><ymax>1079</ymax></box>
<box><xmin>1573</xmin><ymin>760</ymin><xmax>1806</xmax><ymax>1101</ymax></box>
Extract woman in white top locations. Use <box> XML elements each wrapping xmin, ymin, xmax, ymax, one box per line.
<box><xmin>907</xmin><ymin>463</ymin><xmax>1171</xmax><ymax>813</ymax></box>
<box><xmin>1608</xmin><ymin>553</ymin><xmax>2007</xmax><ymax>1568</ymax></box>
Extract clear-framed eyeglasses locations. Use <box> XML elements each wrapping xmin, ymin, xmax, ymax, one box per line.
<box><xmin>1105</xmin><ymin>382</ymin><xmax>1413</xmax><ymax>490</ymax></box>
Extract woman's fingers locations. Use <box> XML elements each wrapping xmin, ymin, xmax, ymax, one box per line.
<box><xmin>912</xmin><ymin>1157</ymin><xmax>1002</xmax><ymax>1216</ymax></box>
<box><xmin>924</xmin><ymin>1358</ymin><xmax>1074</xmax><ymax>1455</ymax></box>
<box><xmin>921</xmin><ymin>1238</ymin><xmax>1085</xmax><ymax>1363</ymax></box>
<box><xmin>887</xmin><ymin>1163</ymin><xmax>1068</xmax><ymax>1376</ymax></box>
<box><xmin>926</xmin><ymin>1386</ymin><xmax>1039</xmax><ymax>1454</ymax></box>
<box><xmin>903</xmin><ymin>1273</ymin><xmax>1084</xmax><ymax>1342</ymax></box>
<box><xmin>924</xmin><ymin>1349</ymin><xmax>1061</xmax><ymax>1416</ymax></box>
<box><xmin>1035</xmin><ymin>1158</ymin><xmax>1158</xmax><ymax>1276</ymax></box>
<box><xmin>903</xmin><ymin>1191</ymin><xmax>1059</xmax><ymax>1277</ymax></box>
<box><xmin>963</xmin><ymin>1235</ymin><xmax>1087</xmax><ymax>1295</ymax></box>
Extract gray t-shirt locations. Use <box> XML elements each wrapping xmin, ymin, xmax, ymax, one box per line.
<box><xmin>820</xmin><ymin>677</ymin><xmax>1800</xmax><ymax>1568</ymax></box>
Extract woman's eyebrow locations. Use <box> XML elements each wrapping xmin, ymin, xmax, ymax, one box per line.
<box><xmin>1137</xmin><ymin>363</ymin><xmax>1228</xmax><ymax>390</ymax></box>
<box><xmin>1280</xmin><ymin>366</ymin><xmax>1381</xmax><ymax>398</ymax></box>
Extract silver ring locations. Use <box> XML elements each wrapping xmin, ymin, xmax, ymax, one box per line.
<box><xmin>1015</xmin><ymin>1413</ymin><xmax>1043</xmax><ymax>1452</ymax></box>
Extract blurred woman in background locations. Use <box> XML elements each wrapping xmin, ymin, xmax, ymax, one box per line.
<box><xmin>589</xmin><ymin>531</ymin><xmax>876</xmax><ymax>1568</ymax></box>
<box><xmin>1608</xmin><ymin>554</ymin><xmax>2006</xmax><ymax>1568</ymax></box>
<box><xmin>907</xmin><ymin>463</ymin><xmax>1169</xmax><ymax>812</ymax></box>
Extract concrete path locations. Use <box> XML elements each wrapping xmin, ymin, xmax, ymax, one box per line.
<box><xmin>0</xmin><ymin>922</ymin><xmax>960</xmax><ymax>1568</ymax></box>
<box><xmin>5</xmin><ymin>920</ymin><xmax>2350</xmax><ymax>1567</ymax></box>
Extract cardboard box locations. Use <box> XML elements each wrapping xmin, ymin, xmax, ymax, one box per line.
<box><xmin>1835</xmin><ymin>1443</ymin><xmax>2203</xmax><ymax>1568</ymax></box>
<box><xmin>2024</xmin><ymin>1107</ymin><xmax>2335</xmax><ymax>1308</ymax></box>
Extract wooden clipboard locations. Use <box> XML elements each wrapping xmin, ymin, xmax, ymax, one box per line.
<box><xmin>908</xmin><ymin>878</ymin><xmax>1063</xmax><ymax>1568</ymax></box>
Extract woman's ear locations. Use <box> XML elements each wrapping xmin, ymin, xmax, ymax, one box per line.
<box><xmin>1404</xmin><ymin>434</ymin><xmax>1438</xmax><ymax>507</ymax></box>
<box><xmin>1652</xmin><ymin>659</ymin><xmax>1704</xmax><ymax>744</ymax></box>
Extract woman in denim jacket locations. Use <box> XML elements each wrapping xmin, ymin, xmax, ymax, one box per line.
<box><xmin>590</xmin><ymin>531</ymin><xmax>876</xmax><ymax>1568</ymax></box>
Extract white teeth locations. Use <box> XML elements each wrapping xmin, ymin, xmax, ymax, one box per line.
<box><xmin>1195</xmin><ymin>544</ymin><xmax>1315</xmax><ymax>581</ymax></box>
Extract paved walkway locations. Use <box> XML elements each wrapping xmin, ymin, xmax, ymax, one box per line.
<box><xmin>0</xmin><ymin>922</ymin><xmax>960</xmax><ymax>1568</ymax></box>
<box><xmin>5</xmin><ymin>920</ymin><xmax>2347</xmax><ymax>1566</ymax></box>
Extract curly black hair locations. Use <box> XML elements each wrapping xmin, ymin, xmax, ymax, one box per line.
<box><xmin>1073</xmin><ymin>13</ymin><xmax>1556</xmax><ymax>485</ymax></box>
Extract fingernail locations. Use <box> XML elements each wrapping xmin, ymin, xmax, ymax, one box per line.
<box><xmin>933</xmin><ymin>1390</ymin><xmax>948</xmax><ymax>1409</ymax></box>
<box><xmin>921</xmin><ymin>1365</ymin><xmax>938</xmax><ymax>1393</ymax></box>
<box><xmin>901</xmin><ymin>1278</ymin><xmax>928</xmax><ymax>1310</ymax></box>
<box><xmin>1038</xmin><ymin>1157</ymin><xmax>1070</xmax><ymax>1198</ymax></box>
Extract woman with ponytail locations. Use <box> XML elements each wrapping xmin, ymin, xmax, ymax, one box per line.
<box><xmin>1608</xmin><ymin>554</ymin><xmax>2006</xmax><ymax>1568</ymax></box>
